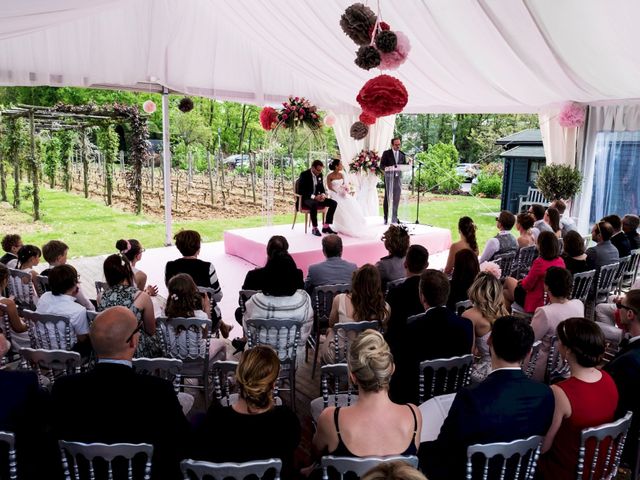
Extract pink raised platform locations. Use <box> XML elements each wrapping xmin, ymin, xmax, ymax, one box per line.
<box><xmin>223</xmin><ymin>217</ymin><xmax>452</xmax><ymax>274</ymax></box>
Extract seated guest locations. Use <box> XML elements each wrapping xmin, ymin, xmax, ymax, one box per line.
<box><xmin>446</xmin><ymin>249</ymin><xmax>480</xmax><ymax>311</ymax></box>
<box><xmin>462</xmin><ymin>272</ymin><xmax>508</xmax><ymax>383</ymax></box>
<box><xmin>313</xmin><ymin>330</ymin><xmax>422</xmax><ymax>457</ymax></box>
<box><xmin>478</xmin><ymin>210</ymin><xmax>517</xmax><ymax>263</ymax></box>
<box><xmin>305</xmin><ymin>234</ymin><xmax>357</xmax><ymax>294</ymax></box>
<box><xmin>0</xmin><ymin>263</ymin><xmax>29</xmax><ymax>349</ymax></box>
<box><xmin>622</xmin><ymin>214</ymin><xmax>640</xmax><ymax>250</ymax></box>
<box><xmin>602</xmin><ymin>214</ymin><xmax>632</xmax><ymax>258</ymax></box>
<box><xmin>595</xmin><ymin>281</ymin><xmax>640</xmax><ymax>326</ymax></box>
<box><xmin>51</xmin><ymin>307</ymin><xmax>190</xmax><ymax>480</ymax></box>
<box><xmin>444</xmin><ymin>216</ymin><xmax>478</xmax><ymax>274</ymax></box>
<box><xmin>603</xmin><ymin>289</ymin><xmax>640</xmax><ymax>469</ymax></box>
<box><xmin>586</xmin><ymin>221</ymin><xmax>619</xmax><ymax>269</ymax></box>
<box><xmin>361</xmin><ymin>462</ymin><xmax>427</xmax><ymax>480</ymax></box>
<box><xmin>504</xmin><ymin>231</ymin><xmax>565</xmax><ymax>313</ymax></box>
<box><xmin>164</xmin><ymin>273</ymin><xmax>226</xmax><ymax>362</ymax></box>
<box><xmin>538</xmin><ymin>318</ymin><xmax>618</xmax><ymax>480</ymax></box>
<box><xmin>550</xmin><ymin>199</ymin><xmax>577</xmax><ymax>237</ymax></box>
<box><xmin>16</xmin><ymin>244</ymin><xmax>41</xmax><ymax>285</ymax></box>
<box><xmin>40</xmin><ymin>240</ymin><xmax>94</xmax><ymax>310</ymax></box>
<box><xmin>0</xmin><ymin>234</ymin><xmax>22</xmax><ymax>268</ymax></box>
<box><xmin>165</xmin><ymin>229</ymin><xmax>224</xmax><ymax>322</ymax></box>
<box><xmin>529</xmin><ymin>204</ymin><xmax>553</xmax><ymax>239</ymax></box>
<box><xmin>243</xmin><ymin>252</ymin><xmax>313</xmax><ymax>357</ymax></box>
<box><xmin>243</xmin><ymin>235</ymin><xmax>303</xmax><ymax>291</ymax></box>
<box><xmin>376</xmin><ymin>225</ymin><xmax>410</xmax><ymax>291</ymax></box>
<box><xmin>322</xmin><ymin>264</ymin><xmax>390</xmax><ymax>363</ymax></box>
<box><xmin>386</xmin><ymin>245</ymin><xmax>429</xmax><ymax>350</ymax></box>
<box><xmin>530</xmin><ymin>267</ymin><xmax>584</xmax><ymax>381</ymax></box>
<box><xmin>561</xmin><ymin>230</ymin><xmax>589</xmax><ymax>275</ymax></box>
<box><xmin>390</xmin><ymin>270</ymin><xmax>473</xmax><ymax>404</ymax></box>
<box><xmin>420</xmin><ymin>316</ymin><xmax>554</xmax><ymax>480</ymax></box>
<box><xmin>515</xmin><ymin>212</ymin><xmax>536</xmax><ymax>248</ymax></box>
<box><xmin>545</xmin><ymin>207</ymin><xmax>562</xmax><ymax>238</ymax></box>
<box><xmin>98</xmin><ymin>254</ymin><xmax>161</xmax><ymax>358</ymax></box>
<box><xmin>36</xmin><ymin>264</ymin><xmax>90</xmax><ymax>355</ymax></box>
<box><xmin>116</xmin><ymin>238</ymin><xmax>158</xmax><ymax>295</ymax></box>
<box><xmin>193</xmin><ymin>346</ymin><xmax>300</xmax><ymax>477</ymax></box>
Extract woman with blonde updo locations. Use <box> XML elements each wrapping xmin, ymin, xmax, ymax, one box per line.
<box><xmin>361</xmin><ymin>461</ymin><xmax>427</xmax><ymax>480</ymax></box>
<box><xmin>193</xmin><ymin>345</ymin><xmax>300</xmax><ymax>476</ymax></box>
<box><xmin>313</xmin><ymin>330</ymin><xmax>422</xmax><ymax>459</ymax></box>
<box><xmin>462</xmin><ymin>272</ymin><xmax>508</xmax><ymax>382</ymax></box>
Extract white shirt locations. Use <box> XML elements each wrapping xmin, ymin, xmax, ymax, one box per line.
<box><xmin>479</xmin><ymin>231</ymin><xmax>513</xmax><ymax>263</ymax></box>
<box><xmin>393</xmin><ymin>150</ymin><xmax>399</xmax><ymax>164</ymax></box>
<box><xmin>629</xmin><ymin>335</ymin><xmax>640</xmax><ymax>345</ymax></box>
<box><xmin>5</xmin><ymin>258</ymin><xmax>17</xmax><ymax>269</ymax></box>
<box><xmin>36</xmin><ymin>292</ymin><xmax>90</xmax><ymax>347</ymax></box>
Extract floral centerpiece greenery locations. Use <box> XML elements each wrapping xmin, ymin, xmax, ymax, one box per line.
<box><xmin>277</xmin><ymin>96</ymin><xmax>321</xmax><ymax>130</ymax></box>
<box><xmin>349</xmin><ymin>149</ymin><xmax>381</xmax><ymax>175</ymax></box>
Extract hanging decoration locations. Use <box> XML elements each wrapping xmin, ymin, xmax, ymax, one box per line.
<box><xmin>142</xmin><ymin>100</ymin><xmax>156</xmax><ymax>114</ymax></box>
<box><xmin>357</xmin><ymin>74</ymin><xmax>408</xmax><ymax>118</ymax></box>
<box><xmin>359</xmin><ymin>111</ymin><xmax>376</xmax><ymax>125</ymax></box>
<box><xmin>379</xmin><ymin>31</ymin><xmax>411</xmax><ymax>70</ymax></box>
<box><xmin>557</xmin><ymin>102</ymin><xmax>586</xmax><ymax>128</ymax></box>
<box><xmin>277</xmin><ymin>96</ymin><xmax>321</xmax><ymax>130</ymax></box>
<box><xmin>350</xmin><ymin>121</ymin><xmax>369</xmax><ymax>140</ymax></box>
<box><xmin>375</xmin><ymin>30</ymin><xmax>397</xmax><ymax>53</ymax></box>
<box><xmin>259</xmin><ymin>106</ymin><xmax>279</xmax><ymax>131</ymax></box>
<box><xmin>340</xmin><ymin>3</ymin><xmax>377</xmax><ymax>46</ymax></box>
<box><xmin>355</xmin><ymin>45</ymin><xmax>381</xmax><ymax>70</ymax></box>
<box><xmin>323</xmin><ymin>112</ymin><xmax>337</xmax><ymax>127</ymax></box>
<box><xmin>178</xmin><ymin>97</ymin><xmax>194</xmax><ymax>113</ymax></box>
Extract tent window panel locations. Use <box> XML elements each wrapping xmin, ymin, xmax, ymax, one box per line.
<box><xmin>590</xmin><ymin>131</ymin><xmax>640</xmax><ymax>223</ymax></box>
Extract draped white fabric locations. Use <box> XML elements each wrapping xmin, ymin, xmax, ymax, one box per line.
<box><xmin>538</xmin><ymin>107</ymin><xmax>579</xmax><ymax>167</ymax></box>
<box><xmin>2</xmin><ymin>1</ymin><xmax>640</xmax><ymax>113</ymax></box>
<box><xmin>574</xmin><ymin>104</ymin><xmax>640</xmax><ymax>232</ymax></box>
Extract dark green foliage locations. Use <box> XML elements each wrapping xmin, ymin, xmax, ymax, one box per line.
<box><xmin>535</xmin><ymin>164</ymin><xmax>582</xmax><ymax>200</ymax></box>
<box><xmin>414</xmin><ymin>142</ymin><xmax>462</xmax><ymax>194</ymax></box>
<box><xmin>471</xmin><ymin>174</ymin><xmax>502</xmax><ymax>198</ymax></box>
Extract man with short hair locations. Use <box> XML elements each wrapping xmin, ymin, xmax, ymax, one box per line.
<box><xmin>478</xmin><ymin>210</ymin><xmax>518</xmax><ymax>262</ymax></box>
<box><xmin>586</xmin><ymin>221</ymin><xmax>620</xmax><ymax>269</ymax></box>
<box><xmin>380</xmin><ymin>137</ymin><xmax>408</xmax><ymax>225</ymax></box>
<box><xmin>602</xmin><ymin>214</ymin><xmax>632</xmax><ymax>257</ymax></box>
<box><xmin>529</xmin><ymin>204</ymin><xmax>553</xmax><ymax>239</ymax></box>
<box><xmin>35</xmin><ymin>264</ymin><xmax>90</xmax><ymax>355</ymax></box>
<box><xmin>420</xmin><ymin>316</ymin><xmax>555</xmax><ymax>480</ymax></box>
<box><xmin>305</xmin><ymin>235</ymin><xmax>357</xmax><ymax>294</ymax></box>
<box><xmin>385</xmin><ymin>245</ymin><xmax>429</xmax><ymax>352</ymax></box>
<box><xmin>550</xmin><ymin>199</ymin><xmax>577</xmax><ymax>236</ymax></box>
<box><xmin>604</xmin><ymin>290</ymin><xmax>640</xmax><ymax>468</ymax></box>
<box><xmin>51</xmin><ymin>307</ymin><xmax>190</xmax><ymax>480</ymax></box>
<box><xmin>297</xmin><ymin>160</ymin><xmax>338</xmax><ymax>236</ymax></box>
<box><xmin>390</xmin><ymin>269</ymin><xmax>473</xmax><ymax>404</ymax></box>
<box><xmin>622</xmin><ymin>214</ymin><xmax>640</xmax><ymax>250</ymax></box>
<box><xmin>0</xmin><ymin>234</ymin><xmax>23</xmax><ymax>268</ymax></box>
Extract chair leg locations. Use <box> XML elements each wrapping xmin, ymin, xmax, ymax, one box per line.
<box><xmin>304</xmin><ymin>213</ymin><xmax>309</xmax><ymax>234</ymax></box>
<box><xmin>290</xmin><ymin>368</ymin><xmax>296</xmax><ymax>412</ymax></box>
<box><xmin>311</xmin><ymin>328</ymin><xmax>321</xmax><ymax>378</ymax></box>
<box><xmin>292</xmin><ymin>209</ymin><xmax>297</xmax><ymax>230</ymax></box>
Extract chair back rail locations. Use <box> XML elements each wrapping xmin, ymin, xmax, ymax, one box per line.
<box><xmin>94</xmin><ymin>281</ymin><xmax>109</xmax><ymax>301</ymax></box>
<box><xmin>320</xmin><ymin>363</ymin><xmax>358</xmax><ymax>411</ymax></box>
<box><xmin>0</xmin><ymin>430</ymin><xmax>17</xmax><ymax>480</ymax></box>
<box><xmin>212</xmin><ymin>360</ymin><xmax>240</xmax><ymax>406</ymax></box>
<box><xmin>321</xmin><ymin>455</ymin><xmax>418</xmax><ymax>480</ymax></box>
<box><xmin>332</xmin><ymin>321</ymin><xmax>381</xmax><ymax>363</ymax></box>
<box><xmin>0</xmin><ymin>303</ymin><xmax>16</xmax><ymax>363</ymax></box>
<box><xmin>514</xmin><ymin>246</ymin><xmax>538</xmax><ymax>280</ymax></box>
<box><xmin>20</xmin><ymin>348</ymin><xmax>82</xmax><ymax>388</ymax></box>
<box><xmin>59</xmin><ymin>440</ymin><xmax>153</xmax><ymax>480</ymax></box>
<box><xmin>238</xmin><ymin>289</ymin><xmax>259</xmax><ymax>315</ymax></box>
<box><xmin>7</xmin><ymin>268</ymin><xmax>37</xmax><ymax>310</ymax></box>
<box><xmin>384</xmin><ymin>277</ymin><xmax>405</xmax><ymax>297</ymax></box>
<box><xmin>494</xmin><ymin>251</ymin><xmax>517</xmax><ymax>280</ymax></box>
<box><xmin>181</xmin><ymin>458</ymin><xmax>282</xmax><ymax>480</ymax></box>
<box><xmin>419</xmin><ymin>354</ymin><xmax>473</xmax><ymax>403</ymax></box>
<box><xmin>22</xmin><ymin>309</ymin><xmax>73</xmax><ymax>350</ymax></box>
<box><xmin>310</xmin><ymin>284</ymin><xmax>350</xmax><ymax>378</ymax></box>
<box><xmin>132</xmin><ymin>357</ymin><xmax>183</xmax><ymax>394</ymax></box>
<box><xmin>455</xmin><ymin>300</ymin><xmax>473</xmax><ymax>316</ymax></box>
<box><xmin>466</xmin><ymin>435</ymin><xmax>543</xmax><ymax>480</ymax></box>
<box><xmin>594</xmin><ymin>263</ymin><xmax>621</xmax><ymax>305</ymax></box>
<box><xmin>571</xmin><ymin>270</ymin><xmax>596</xmax><ymax>304</ymax></box>
<box><xmin>620</xmin><ymin>249</ymin><xmax>640</xmax><ymax>292</ymax></box>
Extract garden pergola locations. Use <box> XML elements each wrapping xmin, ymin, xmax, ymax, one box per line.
<box><xmin>1</xmin><ymin>0</ymin><xmax>640</xmax><ymax>234</ymax></box>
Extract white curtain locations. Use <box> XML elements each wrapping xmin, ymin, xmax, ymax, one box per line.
<box><xmin>574</xmin><ymin>104</ymin><xmax>640</xmax><ymax>232</ymax></box>
<box><xmin>539</xmin><ymin>106</ymin><xmax>580</xmax><ymax>167</ymax></box>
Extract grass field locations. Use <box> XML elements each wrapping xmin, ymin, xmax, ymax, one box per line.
<box><xmin>1</xmin><ymin>187</ymin><xmax>501</xmax><ymax>258</ymax></box>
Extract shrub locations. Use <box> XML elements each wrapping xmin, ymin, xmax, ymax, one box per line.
<box><xmin>415</xmin><ymin>142</ymin><xmax>462</xmax><ymax>194</ymax></box>
<box><xmin>481</xmin><ymin>161</ymin><xmax>504</xmax><ymax>177</ymax></box>
<box><xmin>471</xmin><ymin>174</ymin><xmax>502</xmax><ymax>198</ymax></box>
<box><xmin>535</xmin><ymin>164</ymin><xmax>582</xmax><ymax>201</ymax></box>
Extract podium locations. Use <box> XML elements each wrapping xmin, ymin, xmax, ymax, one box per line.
<box><xmin>384</xmin><ymin>164</ymin><xmax>411</xmax><ymax>223</ymax></box>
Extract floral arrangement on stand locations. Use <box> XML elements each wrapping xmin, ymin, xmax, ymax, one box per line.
<box><xmin>349</xmin><ymin>149</ymin><xmax>381</xmax><ymax>176</ymax></box>
<box><xmin>258</xmin><ymin>97</ymin><xmax>322</xmax><ymax>132</ymax></box>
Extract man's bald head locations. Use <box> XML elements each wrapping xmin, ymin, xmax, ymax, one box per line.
<box><xmin>322</xmin><ymin>234</ymin><xmax>342</xmax><ymax>258</ymax></box>
<box><xmin>90</xmin><ymin>306</ymin><xmax>138</xmax><ymax>359</ymax></box>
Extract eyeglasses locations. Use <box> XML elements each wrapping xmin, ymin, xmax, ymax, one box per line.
<box><xmin>617</xmin><ymin>303</ymin><xmax>638</xmax><ymax>315</ymax></box>
<box><xmin>125</xmin><ymin>320</ymin><xmax>143</xmax><ymax>344</ymax></box>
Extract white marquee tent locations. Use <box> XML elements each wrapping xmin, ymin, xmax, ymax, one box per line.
<box><xmin>2</xmin><ymin>0</ymin><xmax>640</xmax><ymax>235</ymax></box>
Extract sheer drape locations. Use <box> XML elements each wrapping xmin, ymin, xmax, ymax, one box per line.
<box><xmin>539</xmin><ymin>107</ymin><xmax>580</xmax><ymax>167</ymax></box>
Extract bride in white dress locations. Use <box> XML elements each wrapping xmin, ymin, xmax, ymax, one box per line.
<box><xmin>326</xmin><ymin>159</ymin><xmax>370</xmax><ymax>238</ymax></box>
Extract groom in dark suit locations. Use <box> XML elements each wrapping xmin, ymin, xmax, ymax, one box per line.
<box><xmin>604</xmin><ymin>289</ymin><xmax>640</xmax><ymax>468</ymax></box>
<box><xmin>298</xmin><ymin>160</ymin><xmax>338</xmax><ymax>237</ymax></box>
<box><xmin>380</xmin><ymin>137</ymin><xmax>407</xmax><ymax>224</ymax></box>
<box><xmin>420</xmin><ymin>315</ymin><xmax>555</xmax><ymax>480</ymax></box>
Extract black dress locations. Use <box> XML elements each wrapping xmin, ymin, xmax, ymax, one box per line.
<box><xmin>192</xmin><ymin>405</ymin><xmax>301</xmax><ymax>479</ymax></box>
<box><xmin>562</xmin><ymin>255</ymin><xmax>589</xmax><ymax>275</ymax></box>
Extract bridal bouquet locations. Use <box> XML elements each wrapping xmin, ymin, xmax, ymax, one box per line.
<box><xmin>349</xmin><ymin>149</ymin><xmax>381</xmax><ymax>175</ymax></box>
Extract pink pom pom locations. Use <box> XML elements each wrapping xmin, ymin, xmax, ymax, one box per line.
<box><xmin>324</xmin><ymin>113</ymin><xmax>337</xmax><ymax>127</ymax></box>
<box><xmin>259</xmin><ymin>106</ymin><xmax>278</xmax><ymax>131</ymax></box>
<box><xmin>558</xmin><ymin>102</ymin><xmax>586</xmax><ymax>128</ymax></box>
<box><xmin>142</xmin><ymin>100</ymin><xmax>156</xmax><ymax>114</ymax></box>
<box><xmin>379</xmin><ymin>31</ymin><xmax>411</xmax><ymax>70</ymax></box>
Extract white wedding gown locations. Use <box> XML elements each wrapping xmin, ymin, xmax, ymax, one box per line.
<box><xmin>329</xmin><ymin>178</ymin><xmax>371</xmax><ymax>238</ymax></box>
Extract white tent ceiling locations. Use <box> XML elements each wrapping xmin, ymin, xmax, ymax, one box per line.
<box><xmin>1</xmin><ymin>0</ymin><xmax>640</xmax><ymax>113</ymax></box>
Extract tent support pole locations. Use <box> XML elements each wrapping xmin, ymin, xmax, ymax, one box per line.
<box><xmin>162</xmin><ymin>87</ymin><xmax>173</xmax><ymax>246</ymax></box>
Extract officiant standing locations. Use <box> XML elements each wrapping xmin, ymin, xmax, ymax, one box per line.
<box><xmin>298</xmin><ymin>160</ymin><xmax>338</xmax><ymax>237</ymax></box>
<box><xmin>381</xmin><ymin>137</ymin><xmax>408</xmax><ymax>225</ymax></box>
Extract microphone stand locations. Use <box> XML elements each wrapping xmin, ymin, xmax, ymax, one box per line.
<box><xmin>414</xmin><ymin>159</ymin><xmax>425</xmax><ymax>224</ymax></box>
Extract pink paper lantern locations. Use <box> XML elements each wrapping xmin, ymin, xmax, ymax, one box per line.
<box><xmin>324</xmin><ymin>113</ymin><xmax>337</xmax><ymax>127</ymax></box>
<box><xmin>557</xmin><ymin>102</ymin><xmax>586</xmax><ymax>128</ymax></box>
<box><xmin>142</xmin><ymin>100</ymin><xmax>157</xmax><ymax>114</ymax></box>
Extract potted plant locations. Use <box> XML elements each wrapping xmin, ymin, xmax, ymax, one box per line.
<box><xmin>535</xmin><ymin>164</ymin><xmax>582</xmax><ymax>201</ymax></box>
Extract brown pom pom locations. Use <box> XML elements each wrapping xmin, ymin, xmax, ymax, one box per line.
<box><xmin>178</xmin><ymin>97</ymin><xmax>194</xmax><ymax>113</ymax></box>
<box><xmin>350</xmin><ymin>121</ymin><xmax>369</xmax><ymax>140</ymax></box>
<box><xmin>340</xmin><ymin>3</ymin><xmax>377</xmax><ymax>46</ymax></box>
<box><xmin>355</xmin><ymin>45</ymin><xmax>381</xmax><ymax>70</ymax></box>
<box><xmin>375</xmin><ymin>30</ymin><xmax>397</xmax><ymax>53</ymax></box>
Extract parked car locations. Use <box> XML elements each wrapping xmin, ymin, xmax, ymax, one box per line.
<box><xmin>455</xmin><ymin>163</ymin><xmax>480</xmax><ymax>182</ymax></box>
<box><xmin>223</xmin><ymin>154</ymin><xmax>250</xmax><ymax>168</ymax></box>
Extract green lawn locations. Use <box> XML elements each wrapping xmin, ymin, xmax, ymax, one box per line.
<box><xmin>2</xmin><ymin>187</ymin><xmax>501</xmax><ymax>258</ymax></box>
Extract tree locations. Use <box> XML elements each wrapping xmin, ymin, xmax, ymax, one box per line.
<box><xmin>57</xmin><ymin>130</ymin><xmax>77</xmax><ymax>192</ymax></box>
<box><xmin>414</xmin><ymin>142</ymin><xmax>462</xmax><ymax>194</ymax></box>
<box><xmin>97</xmin><ymin>125</ymin><xmax>119</xmax><ymax>205</ymax></box>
